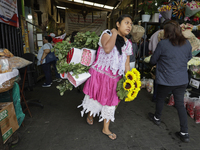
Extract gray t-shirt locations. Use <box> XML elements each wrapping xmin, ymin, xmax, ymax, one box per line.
<box><xmin>37</xmin><ymin>43</ymin><xmax>53</xmax><ymax>65</ymax></box>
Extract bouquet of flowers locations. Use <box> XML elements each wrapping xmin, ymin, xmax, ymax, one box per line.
<box><xmin>172</xmin><ymin>0</ymin><xmax>186</xmax><ymax>19</ymax></box>
<box><xmin>116</xmin><ymin>68</ymin><xmax>141</xmax><ymax>102</ymax></box>
<box><xmin>158</xmin><ymin>4</ymin><xmax>172</xmax><ymax>19</ymax></box>
<box><xmin>185</xmin><ymin>1</ymin><xmax>200</xmax><ymax>17</ymax></box>
<box><xmin>188</xmin><ymin>57</ymin><xmax>200</xmax><ymax>66</ymax></box>
<box><xmin>189</xmin><ymin>65</ymin><xmax>200</xmax><ymax>79</ymax></box>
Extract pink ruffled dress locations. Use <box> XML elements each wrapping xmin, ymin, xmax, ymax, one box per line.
<box><xmin>78</xmin><ymin>30</ymin><xmax>132</xmax><ymax>122</ymax></box>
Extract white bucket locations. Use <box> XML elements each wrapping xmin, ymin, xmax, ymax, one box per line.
<box><xmin>151</xmin><ymin>13</ymin><xmax>159</xmax><ymax>22</ymax></box>
<box><xmin>142</xmin><ymin>14</ymin><xmax>151</xmax><ymax>22</ymax></box>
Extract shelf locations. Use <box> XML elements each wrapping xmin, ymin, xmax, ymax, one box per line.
<box><xmin>141</xmin><ymin>22</ymin><xmax>161</xmax><ymax>25</ymax></box>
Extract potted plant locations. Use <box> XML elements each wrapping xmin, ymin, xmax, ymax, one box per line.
<box><xmin>138</xmin><ymin>1</ymin><xmax>153</xmax><ymax>22</ymax></box>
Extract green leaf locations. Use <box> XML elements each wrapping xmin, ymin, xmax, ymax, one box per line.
<box><xmin>117</xmin><ymin>90</ymin><xmax>125</xmax><ymax>100</ymax></box>
<box><xmin>85</xmin><ymin>31</ymin><xmax>90</xmax><ymax>36</ymax></box>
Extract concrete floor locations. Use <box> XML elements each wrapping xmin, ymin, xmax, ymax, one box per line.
<box><xmin>8</xmin><ymin>79</ymin><xmax>200</xmax><ymax>150</ymax></box>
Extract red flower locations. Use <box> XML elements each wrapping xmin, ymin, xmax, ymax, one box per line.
<box><xmin>163</xmin><ymin>2</ymin><xmax>169</xmax><ymax>5</ymax></box>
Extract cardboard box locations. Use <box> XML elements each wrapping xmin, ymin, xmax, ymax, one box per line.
<box><xmin>0</xmin><ymin>102</ymin><xmax>19</xmax><ymax>143</ymax></box>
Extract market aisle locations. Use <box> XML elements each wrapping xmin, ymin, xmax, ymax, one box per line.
<box><xmin>10</xmin><ymin>80</ymin><xmax>200</xmax><ymax>150</ymax></box>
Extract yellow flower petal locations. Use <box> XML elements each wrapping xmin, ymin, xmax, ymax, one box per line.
<box><xmin>123</xmin><ymin>79</ymin><xmax>135</xmax><ymax>91</ymax></box>
<box><xmin>125</xmin><ymin>97</ymin><xmax>131</xmax><ymax>102</ymax></box>
<box><xmin>125</xmin><ymin>71</ymin><xmax>137</xmax><ymax>81</ymax></box>
<box><xmin>131</xmin><ymin>68</ymin><xmax>141</xmax><ymax>80</ymax></box>
<box><xmin>134</xmin><ymin>80</ymin><xmax>141</xmax><ymax>89</ymax></box>
<box><xmin>127</xmin><ymin>90</ymin><xmax>139</xmax><ymax>101</ymax></box>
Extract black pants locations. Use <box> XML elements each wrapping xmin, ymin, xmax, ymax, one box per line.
<box><xmin>51</xmin><ymin>60</ymin><xmax>60</xmax><ymax>79</ymax></box>
<box><xmin>42</xmin><ymin>62</ymin><xmax>52</xmax><ymax>84</ymax></box>
<box><xmin>155</xmin><ymin>84</ymin><xmax>188</xmax><ymax>133</ymax></box>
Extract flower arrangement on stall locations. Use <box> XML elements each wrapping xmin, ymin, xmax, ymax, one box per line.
<box><xmin>180</xmin><ymin>23</ymin><xmax>193</xmax><ymax>31</ymax></box>
<box><xmin>158</xmin><ymin>4</ymin><xmax>173</xmax><ymax>19</ymax></box>
<box><xmin>189</xmin><ymin>65</ymin><xmax>200</xmax><ymax>79</ymax></box>
<box><xmin>193</xmin><ymin>16</ymin><xmax>199</xmax><ymax>24</ymax></box>
<box><xmin>138</xmin><ymin>1</ymin><xmax>153</xmax><ymax>15</ymax></box>
<box><xmin>172</xmin><ymin>0</ymin><xmax>186</xmax><ymax>19</ymax></box>
<box><xmin>52</xmin><ymin>31</ymin><xmax>99</xmax><ymax>95</ymax></box>
<box><xmin>116</xmin><ymin>68</ymin><xmax>141</xmax><ymax>102</ymax></box>
<box><xmin>188</xmin><ymin>57</ymin><xmax>200</xmax><ymax>79</ymax></box>
<box><xmin>184</xmin><ymin>1</ymin><xmax>200</xmax><ymax>22</ymax></box>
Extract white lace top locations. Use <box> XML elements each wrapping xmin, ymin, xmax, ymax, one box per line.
<box><xmin>93</xmin><ymin>29</ymin><xmax>132</xmax><ymax>76</ymax></box>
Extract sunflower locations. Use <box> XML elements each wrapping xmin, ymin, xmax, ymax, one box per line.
<box><xmin>125</xmin><ymin>97</ymin><xmax>132</xmax><ymax>102</ymax></box>
<box><xmin>134</xmin><ymin>80</ymin><xmax>141</xmax><ymax>91</ymax></box>
<box><xmin>131</xmin><ymin>68</ymin><xmax>141</xmax><ymax>80</ymax></box>
<box><xmin>123</xmin><ymin>79</ymin><xmax>135</xmax><ymax>91</ymax></box>
<box><xmin>127</xmin><ymin>90</ymin><xmax>139</xmax><ymax>101</ymax></box>
<box><xmin>125</xmin><ymin>71</ymin><xmax>136</xmax><ymax>81</ymax></box>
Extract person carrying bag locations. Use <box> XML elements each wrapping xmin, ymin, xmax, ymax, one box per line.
<box><xmin>37</xmin><ymin>36</ymin><xmax>54</xmax><ymax>87</ymax></box>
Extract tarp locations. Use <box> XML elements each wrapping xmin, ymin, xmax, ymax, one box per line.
<box><xmin>65</xmin><ymin>9</ymin><xmax>107</xmax><ymax>35</ymax></box>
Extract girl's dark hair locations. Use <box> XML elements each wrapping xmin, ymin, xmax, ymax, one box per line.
<box><xmin>164</xmin><ymin>20</ymin><xmax>186</xmax><ymax>46</ymax></box>
<box><xmin>44</xmin><ymin>36</ymin><xmax>52</xmax><ymax>43</ymax></box>
<box><xmin>160</xmin><ymin>19</ymin><xmax>170</xmax><ymax>29</ymax></box>
<box><xmin>115</xmin><ymin>14</ymin><xmax>132</xmax><ymax>30</ymax></box>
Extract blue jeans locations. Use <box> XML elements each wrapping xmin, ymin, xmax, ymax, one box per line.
<box><xmin>42</xmin><ymin>62</ymin><xmax>52</xmax><ymax>84</ymax></box>
<box><xmin>155</xmin><ymin>84</ymin><xmax>188</xmax><ymax>133</ymax></box>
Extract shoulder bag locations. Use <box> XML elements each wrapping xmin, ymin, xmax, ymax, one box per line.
<box><xmin>45</xmin><ymin>43</ymin><xmax>57</xmax><ymax>63</ymax></box>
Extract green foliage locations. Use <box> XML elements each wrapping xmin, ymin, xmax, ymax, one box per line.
<box><xmin>116</xmin><ymin>77</ymin><xmax>128</xmax><ymax>100</ymax></box>
<box><xmin>53</xmin><ymin>31</ymin><xmax>99</xmax><ymax>96</ymax></box>
<box><xmin>138</xmin><ymin>1</ymin><xmax>154</xmax><ymax>15</ymax></box>
<box><xmin>56</xmin><ymin>80</ymin><xmax>74</xmax><ymax>96</ymax></box>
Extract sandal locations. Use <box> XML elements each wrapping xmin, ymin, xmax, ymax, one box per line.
<box><xmin>102</xmin><ymin>131</ymin><xmax>117</xmax><ymax>140</ymax></box>
<box><xmin>86</xmin><ymin>116</ymin><xmax>93</xmax><ymax>125</ymax></box>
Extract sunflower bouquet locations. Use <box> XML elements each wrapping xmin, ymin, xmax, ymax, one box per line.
<box><xmin>116</xmin><ymin>68</ymin><xmax>141</xmax><ymax>102</ymax></box>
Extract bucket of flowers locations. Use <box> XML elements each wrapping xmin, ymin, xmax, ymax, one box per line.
<box><xmin>138</xmin><ymin>1</ymin><xmax>153</xmax><ymax>22</ymax></box>
<box><xmin>116</xmin><ymin>68</ymin><xmax>141</xmax><ymax>102</ymax></box>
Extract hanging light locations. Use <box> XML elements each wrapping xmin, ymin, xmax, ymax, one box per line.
<box><xmin>28</xmin><ymin>8</ymin><xmax>32</xmax><ymax>20</ymax></box>
<box><xmin>28</xmin><ymin>14</ymin><xmax>32</xmax><ymax>19</ymax></box>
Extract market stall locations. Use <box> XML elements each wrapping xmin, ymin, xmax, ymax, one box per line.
<box><xmin>0</xmin><ymin>49</ymin><xmax>33</xmax><ymax>145</ymax></box>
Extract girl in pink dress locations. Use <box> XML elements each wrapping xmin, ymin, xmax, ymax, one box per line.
<box><xmin>78</xmin><ymin>14</ymin><xmax>133</xmax><ymax>140</ymax></box>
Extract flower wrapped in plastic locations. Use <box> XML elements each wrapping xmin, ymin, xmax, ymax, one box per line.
<box><xmin>116</xmin><ymin>68</ymin><xmax>141</xmax><ymax>102</ymax></box>
<box><xmin>189</xmin><ymin>65</ymin><xmax>200</xmax><ymax>79</ymax></box>
<box><xmin>158</xmin><ymin>5</ymin><xmax>173</xmax><ymax>19</ymax></box>
<box><xmin>185</xmin><ymin>1</ymin><xmax>200</xmax><ymax>17</ymax></box>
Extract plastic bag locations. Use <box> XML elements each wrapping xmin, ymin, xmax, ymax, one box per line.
<box><xmin>186</xmin><ymin>97</ymin><xmax>196</xmax><ymax>119</ymax></box>
<box><xmin>12</xmin><ymin>82</ymin><xmax>25</xmax><ymax>127</ymax></box>
<box><xmin>184</xmin><ymin>91</ymin><xmax>191</xmax><ymax>107</ymax></box>
<box><xmin>0</xmin><ymin>48</ymin><xmax>14</xmax><ymax>58</ymax></box>
<box><xmin>167</xmin><ymin>94</ymin><xmax>174</xmax><ymax>106</ymax></box>
<box><xmin>0</xmin><ymin>56</ymin><xmax>12</xmax><ymax>73</ymax></box>
<box><xmin>185</xmin><ymin>2</ymin><xmax>200</xmax><ymax>17</ymax></box>
<box><xmin>0</xmin><ymin>77</ymin><xmax>15</xmax><ymax>93</ymax></box>
<box><xmin>194</xmin><ymin>98</ymin><xmax>200</xmax><ymax>123</ymax></box>
<box><xmin>146</xmin><ymin>79</ymin><xmax>153</xmax><ymax>93</ymax></box>
<box><xmin>141</xmin><ymin>77</ymin><xmax>146</xmax><ymax>88</ymax></box>
<box><xmin>130</xmin><ymin>25</ymin><xmax>145</xmax><ymax>43</ymax></box>
<box><xmin>8</xmin><ymin>56</ymin><xmax>32</xmax><ymax>69</ymax></box>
